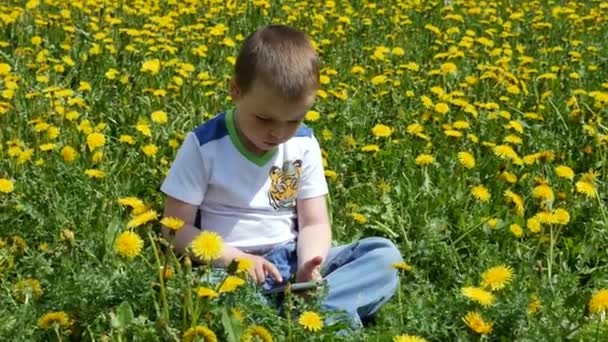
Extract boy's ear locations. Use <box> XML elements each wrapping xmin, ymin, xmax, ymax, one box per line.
<box><xmin>230</xmin><ymin>77</ymin><xmax>241</xmax><ymax>101</ymax></box>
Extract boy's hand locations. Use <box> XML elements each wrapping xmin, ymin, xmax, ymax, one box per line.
<box><xmin>241</xmin><ymin>253</ymin><xmax>283</xmax><ymax>285</ymax></box>
<box><xmin>295</xmin><ymin>255</ymin><xmax>324</xmax><ymax>283</ymax></box>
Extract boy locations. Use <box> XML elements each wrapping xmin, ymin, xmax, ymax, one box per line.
<box><xmin>160</xmin><ymin>24</ymin><xmax>403</xmax><ymax>329</ymax></box>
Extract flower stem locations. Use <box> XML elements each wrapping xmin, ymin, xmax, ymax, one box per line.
<box><xmin>548</xmin><ymin>225</ymin><xmax>554</xmax><ymax>291</ymax></box>
<box><xmin>148</xmin><ymin>232</ymin><xmax>170</xmax><ymax>322</ymax></box>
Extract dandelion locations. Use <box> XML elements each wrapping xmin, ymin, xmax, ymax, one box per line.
<box><xmin>60</xmin><ymin>146</ymin><xmax>77</xmax><ymax>162</ymax></box>
<box><xmin>119</xmin><ymin>135</ymin><xmax>136</xmax><ymax>145</ymax></box>
<box><xmin>118</xmin><ymin>197</ymin><xmax>146</xmax><ymax>211</ymax></box>
<box><xmin>236</xmin><ymin>257</ymin><xmax>254</xmax><ymax>274</ymax></box>
<box><xmin>393</xmin><ymin>335</ymin><xmax>427</xmax><ymax>342</ymax></box>
<box><xmin>494</xmin><ymin>145</ymin><xmax>518</xmax><ymax>160</ymax></box>
<box><xmin>305</xmin><ymin>110</ymin><xmax>320</xmax><ymax>122</ymax></box>
<box><xmin>218</xmin><ymin>275</ymin><xmax>245</xmax><ymax>293</ymax></box>
<box><xmin>504</xmin><ymin>190</ymin><xmax>525</xmax><ymax>216</ymax></box>
<box><xmin>182</xmin><ymin>326</ymin><xmax>217</xmax><ymax>342</ymax></box>
<box><xmin>528</xmin><ymin>295</ymin><xmax>541</xmax><ymax>314</ymax></box>
<box><xmin>141</xmin><ymin>59</ymin><xmax>161</xmax><ymax>75</ymax></box>
<box><xmin>0</xmin><ymin>178</ymin><xmax>14</xmax><ymax>193</ymax></box>
<box><xmin>298</xmin><ymin>311</ymin><xmax>323</xmax><ymax>332</ymax></box>
<box><xmin>351</xmin><ymin>212</ymin><xmax>368</xmax><ymax>224</ymax></box>
<box><xmin>589</xmin><ymin>289</ymin><xmax>608</xmax><ymax>315</ymax></box>
<box><xmin>481</xmin><ymin>265</ymin><xmax>514</xmax><ymax>291</ymax></box>
<box><xmin>552</xmin><ymin>208</ymin><xmax>570</xmax><ymax>225</ymax></box>
<box><xmin>160</xmin><ymin>216</ymin><xmax>185</xmax><ymax>232</ymax></box>
<box><xmin>527</xmin><ymin>218</ymin><xmax>542</xmax><ymax>233</ymax></box>
<box><xmin>434</xmin><ymin>102</ymin><xmax>450</xmax><ymax>114</ymax></box>
<box><xmin>196</xmin><ymin>286</ymin><xmax>218</xmax><ymax>299</ymax></box>
<box><xmin>86</xmin><ymin>132</ymin><xmax>105</xmax><ymax>151</ymax></box>
<box><xmin>575</xmin><ymin>181</ymin><xmax>596</xmax><ymax>198</ymax></box>
<box><xmin>12</xmin><ymin>278</ymin><xmax>43</xmax><ymax>302</ymax></box>
<box><xmin>372</xmin><ymin>124</ymin><xmax>393</xmax><ymax>138</ymax></box>
<box><xmin>415</xmin><ymin>154</ymin><xmax>434</xmax><ymax>166</ymax></box>
<box><xmin>191</xmin><ymin>231</ymin><xmax>223</xmax><ymax>261</ymax></box>
<box><xmin>361</xmin><ymin>144</ymin><xmax>379</xmax><ymax>152</ymax></box>
<box><xmin>127</xmin><ymin>209</ymin><xmax>159</xmax><ymax>228</ymax></box>
<box><xmin>532</xmin><ymin>184</ymin><xmax>554</xmax><ymax>202</ymax></box>
<box><xmin>509</xmin><ymin>224</ymin><xmax>523</xmax><ymax>238</ymax></box>
<box><xmin>392</xmin><ymin>261</ymin><xmax>413</xmax><ymax>272</ymax></box>
<box><xmin>151</xmin><ymin>110</ymin><xmax>168</xmax><ymax>123</ymax></box>
<box><xmin>114</xmin><ymin>231</ymin><xmax>143</xmax><ymax>259</ymax></box>
<box><xmin>37</xmin><ymin>311</ymin><xmax>71</xmax><ymax>330</ymax></box>
<box><xmin>230</xmin><ymin>307</ymin><xmax>245</xmax><ymax>321</ymax></box>
<box><xmin>458</xmin><ymin>151</ymin><xmax>475</xmax><ymax>169</ymax></box>
<box><xmin>84</xmin><ymin>169</ymin><xmax>106</xmax><ymax>179</ymax></box>
<box><xmin>462</xmin><ymin>311</ymin><xmax>493</xmax><ymax>334</ymax></box>
<box><xmin>142</xmin><ymin>144</ymin><xmax>158</xmax><ymax>157</ymax></box>
<box><xmin>471</xmin><ymin>185</ymin><xmax>491</xmax><ymax>202</ymax></box>
<box><xmin>461</xmin><ymin>286</ymin><xmax>496</xmax><ymax>307</ymax></box>
<box><xmin>554</xmin><ymin>165</ymin><xmax>574</xmax><ymax>180</ymax></box>
<box><xmin>242</xmin><ymin>325</ymin><xmax>273</xmax><ymax>342</ymax></box>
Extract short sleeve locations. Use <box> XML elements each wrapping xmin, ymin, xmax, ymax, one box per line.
<box><xmin>160</xmin><ymin>132</ymin><xmax>209</xmax><ymax>206</ymax></box>
<box><xmin>297</xmin><ymin>135</ymin><xmax>329</xmax><ymax>199</ymax></box>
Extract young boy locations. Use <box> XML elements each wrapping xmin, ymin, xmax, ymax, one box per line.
<box><xmin>160</xmin><ymin>24</ymin><xmax>403</xmax><ymax>329</ymax></box>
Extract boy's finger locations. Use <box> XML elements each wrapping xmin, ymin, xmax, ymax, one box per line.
<box><xmin>255</xmin><ymin>265</ymin><xmax>266</xmax><ymax>284</ymax></box>
<box><xmin>263</xmin><ymin>261</ymin><xmax>283</xmax><ymax>283</ymax></box>
<box><xmin>302</xmin><ymin>256</ymin><xmax>324</xmax><ymax>275</ymax></box>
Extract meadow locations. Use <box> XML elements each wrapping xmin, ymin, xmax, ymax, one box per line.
<box><xmin>1</xmin><ymin>0</ymin><xmax>608</xmax><ymax>340</ymax></box>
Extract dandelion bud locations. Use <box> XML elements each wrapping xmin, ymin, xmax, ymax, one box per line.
<box><xmin>61</xmin><ymin>229</ymin><xmax>75</xmax><ymax>242</ymax></box>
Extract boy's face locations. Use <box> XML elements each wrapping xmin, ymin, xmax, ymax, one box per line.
<box><xmin>231</xmin><ymin>78</ymin><xmax>316</xmax><ymax>155</ymax></box>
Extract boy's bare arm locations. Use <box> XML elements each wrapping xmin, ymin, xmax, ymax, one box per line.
<box><xmin>295</xmin><ymin>195</ymin><xmax>332</xmax><ymax>282</ymax></box>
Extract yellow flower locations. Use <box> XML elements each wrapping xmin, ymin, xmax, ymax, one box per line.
<box><xmin>528</xmin><ymin>295</ymin><xmax>541</xmax><ymax>314</ymax></box>
<box><xmin>84</xmin><ymin>169</ymin><xmax>106</xmax><ymax>179</ymax></box>
<box><xmin>141</xmin><ymin>59</ymin><xmax>161</xmax><ymax>75</ymax></box>
<box><xmin>509</xmin><ymin>223</ymin><xmax>523</xmax><ymax>238</ymax></box>
<box><xmin>393</xmin><ymin>334</ymin><xmax>427</xmax><ymax>342</ymax></box>
<box><xmin>351</xmin><ymin>212</ymin><xmax>368</xmax><ymax>224</ymax></box>
<box><xmin>532</xmin><ymin>184</ymin><xmax>554</xmax><ymax>202</ymax></box>
<box><xmin>0</xmin><ymin>178</ymin><xmax>15</xmax><ymax>193</ymax></box>
<box><xmin>242</xmin><ymin>325</ymin><xmax>273</xmax><ymax>342</ymax></box>
<box><xmin>371</xmin><ymin>75</ymin><xmax>388</xmax><ymax>86</ymax></box>
<box><xmin>392</xmin><ymin>262</ymin><xmax>413</xmax><ymax>272</ymax></box>
<box><xmin>499</xmin><ymin>171</ymin><xmax>518</xmax><ymax>184</ymax></box>
<box><xmin>589</xmin><ymin>289</ymin><xmax>608</xmax><ymax>315</ymax></box>
<box><xmin>305</xmin><ymin>110</ymin><xmax>320</xmax><ymax>122</ymax></box>
<box><xmin>218</xmin><ymin>275</ymin><xmax>245</xmax><ymax>293</ymax></box>
<box><xmin>415</xmin><ymin>154</ymin><xmax>434</xmax><ymax>166</ymax></box>
<box><xmin>298</xmin><ymin>311</ymin><xmax>323</xmax><ymax>332</ymax></box>
<box><xmin>196</xmin><ymin>286</ymin><xmax>219</xmax><ymax>299</ymax></box>
<box><xmin>119</xmin><ymin>135</ymin><xmax>136</xmax><ymax>145</ymax></box>
<box><xmin>182</xmin><ymin>326</ymin><xmax>217</xmax><ymax>342</ymax></box>
<box><xmin>60</xmin><ymin>146</ymin><xmax>78</xmax><ymax>162</ymax></box>
<box><xmin>230</xmin><ymin>307</ymin><xmax>245</xmax><ymax>321</ymax></box>
<box><xmin>527</xmin><ymin>218</ymin><xmax>542</xmax><ymax>233</ymax></box>
<box><xmin>191</xmin><ymin>231</ymin><xmax>223</xmax><ymax>261</ymax></box>
<box><xmin>118</xmin><ymin>197</ymin><xmax>145</xmax><ymax>211</ymax></box>
<box><xmin>160</xmin><ymin>217</ymin><xmax>185</xmax><ymax>231</ymax></box>
<box><xmin>504</xmin><ymin>190</ymin><xmax>525</xmax><ymax>216</ymax></box>
<box><xmin>361</xmin><ymin>144</ymin><xmax>379</xmax><ymax>152</ymax></box>
<box><xmin>481</xmin><ymin>265</ymin><xmax>514</xmax><ymax>291</ymax></box>
<box><xmin>148</xmin><ymin>110</ymin><xmax>168</xmax><ymax>124</ymax></box>
<box><xmin>86</xmin><ymin>132</ymin><xmax>105</xmax><ymax>151</ymax></box>
<box><xmin>372</xmin><ymin>124</ymin><xmax>393</xmax><ymax>138</ymax></box>
<box><xmin>552</xmin><ymin>208</ymin><xmax>570</xmax><ymax>225</ymax></box>
<box><xmin>458</xmin><ymin>151</ymin><xmax>475</xmax><ymax>169</ymax></box>
<box><xmin>462</xmin><ymin>311</ymin><xmax>493</xmax><ymax>334</ymax></box>
<box><xmin>114</xmin><ymin>231</ymin><xmax>143</xmax><ymax>259</ymax></box>
<box><xmin>555</xmin><ymin>165</ymin><xmax>574</xmax><ymax>180</ymax></box>
<box><xmin>434</xmin><ymin>102</ymin><xmax>450</xmax><ymax>114</ymax></box>
<box><xmin>575</xmin><ymin>181</ymin><xmax>596</xmax><ymax>198</ymax></box>
<box><xmin>127</xmin><ymin>209</ymin><xmax>159</xmax><ymax>228</ymax></box>
<box><xmin>142</xmin><ymin>144</ymin><xmax>158</xmax><ymax>157</ymax></box>
<box><xmin>471</xmin><ymin>185</ymin><xmax>491</xmax><ymax>202</ymax></box>
<box><xmin>461</xmin><ymin>286</ymin><xmax>496</xmax><ymax>307</ymax></box>
<box><xmin>236</xmin><ymin>257</ymin><xmax>254</xmax><ymax>274</ymax></box>
<box><xmin>440</xmin><ymin>62</ymin><xmax>457</xmax><ymax>74</ymax></box>
<box><xmin>12</xmin><ymin>278</ymin><xmax>43</xmax><ymax>303</ymax></box>
<box><xmin>37</xmin><ymin>311</ymin><xmax>71</xmax><ymax>330</ymax></box>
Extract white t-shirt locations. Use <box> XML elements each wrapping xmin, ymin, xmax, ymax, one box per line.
<box><xmin>160</xmin><ymin>110</ymin><xmax>329</xmax><ymax>252</ymax></box>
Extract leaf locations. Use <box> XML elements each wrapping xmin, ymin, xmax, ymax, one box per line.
<box><xmin>112</xmin><ymin>301</ymin><xmax>134</xmax><ymax>331</ymax></box>
<box><xmin>221</xmin><ymin>307</ymin><xmax>242</xmax><ymax>342</ymax></box>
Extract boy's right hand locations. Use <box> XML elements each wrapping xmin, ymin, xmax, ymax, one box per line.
<box><xmin>241</xmin><ymin>253</ymin><xmax>283</xmax><ymax>285</ymax></box>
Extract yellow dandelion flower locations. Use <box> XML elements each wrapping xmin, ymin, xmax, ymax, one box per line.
<box><xmin>527</xmin><ymin>218</ymin><xmax>542</xmax><ymax>233</ymax></box>
<box><xmin>191</xmin><ymin>231</ymin><xmax>223</xmax><ymax>261</ymax></box>
<box><xmin>504</xmin><ymin>190</ymin><xmax>525</xmax><ymax>216</ymax></box>
<box><xmin>481</xmin><ymin>265</ymin><xmax>513</xmax><ymax>291</ymax></box>
<box><xmin>242</xmin><ymin>325</ymin><xmax>273</xmax><ymax>342</ymax></box>
<box><xmin>393</xmin><ymin>334</ymin><xmax>427</xmax><ymax>342</ymax></box>
<box><xmin>298</xmin><ymin>311</ymin><xmax>323</xmax><ymax>332</ymax></box>
<box><xmin>458</xmin><ymin>151</ymin><xmax>475</xmax><ymax>169</ymax></box>
<box><xmin>371</xmin><ymin>75</ymin><xmax>388</xmax><ymax>86</ymax></box>
<box><xmin>12</xmin><ymin>278</ymin><xmax>43</xmax><ymax>303</ymax></box>
<box><xmin>499</xmin><ymin>171</ymin><xmax>518</xmax><ymax>184</ymax></box>
<box><xmin>361</xmin><ymin>144</ymin><xmax>379</xmax><ymax>152</ymax></box>
<box><xmin>114</xmin><ymin>231</ymin><xmax>143</xmax><ymax>259</ymax></box>
<box><xmin>305</xmin><ymin>110</ymin><xmax>321</xmax><ymax>122</ymax></box>
<box><xmin>589</xmin><ymin>289</ymin><xmax>608</xmax><ymax>315</ymax></box>
<box><xmin>119</xmin><ymin>135</ymin><xmax>136</xmax><ymax>145</ymax></box>
<box><xmin>392</xmin><ymin>262</ymin><xmax>413</xmax><ymax>272</ymax></box>
<box><xmin>196</xmin><ymin>286</ymin><xmax>218</xmax><ymax>299</ymax></box>
<box><xmin>236</xmin><ymin>257</ymin><xmax>254</xmax><ymax>274</ymax></box>
<box><xmin>552</xmin><ymin>208</ymin><xmax>570</xmax><ymax>225</ymax></box>
<box><xmin>434</xmin><ymin>102</ymin><xmax>450</xmax><ymax>114</ymax></box>
<box><xmin>151</xmin><ymin>110</ymin><xmax>168</xmax><ymax>124</ymax></box>
<box><xmin>218</xmin><ymin>275</ymin><xmax>245</xmax><ymax>294</ymax></box>
<box><xmin>126</xmin><ymin>209</ymin><xmax>159</xmax><ymax>228</ymax></box>
<box><xmin>528</xmin><ymin>295</ymin><xmax>541</xmax><ymax>314</ymax></box>
<box><xmin>182</xmin><ymin>326</ymin><xmax>217</xmax><ymax>342</ymax></box>
<box><xmin>471</xmin><ymin>185</ymin><xmax>491</xmax><ymax>202</ymax></box>
<box><xmin>407</xmin><ymin>123</ymin><xmax>424</xmax><ymax>135</ymax></box>
<box><xmin>532</xmin><ymin>184</ymin><xmax>554</xmax><ymax>202</ymax></box>
<box><xmin>415</xmin><ymin>154</ymin><xmax>434</xmax><ymax>166</ymax></box>
<box><xmin>351</xmin><ymin>212</ymin><xmax>368</xmax><ymax>224</ymax></box>
<box><xmin>554</xmin><ymin>165</ymin><xmax>574</xmax><ymax>180</ymax></box>
<box><xmin>37</xmin><ymin>311</ymin><xmax>71</xmax><ymax>330</ymax></box>
<box><xmin>440</xmin><ymin>62</ymin><xmax>457</xmax><ymax>75</ymax></box>
<box><xmin>142</xmin><ymin>144</ymin><xmax>158</xmax><ymax>157</ymax></box>
<box><xmin>372</xmin><ymin>124</ymin><xmax>393</xmax><ymax>138</ymax></box>
<box><xmin>0</xmin><ymin>178</ymin><xmax>15</xmax><ymax>193</ymax></box>
<box><xmin>84</xmin><ymin>169</ymin><xmax>106</xmax><ymax>179</ymax></box>
<box><xmin>461</xmin><ymin>286</ymin><xmax>496</xmax><ymax>307</ymax></box>
<box><xmin>86</xmin><ymin>132</ymin><xmax>105</xmax><ymax>151</ymax></box>
<box><xmin>141</xmin><ymin>59</ymin><xmax>161</xmax><ymax>75</ymax></box>
<box><xmin>494</xmin><ymin>145</ymin><xmax>518</xmax><ymax>160</ymax></box>
<box><xmin>462</xmin><ymin>311</ymin><xmax>493</xmax><ymax>335</ymax></box>
<box><xmin>230</xmin><ymin>307</ymin><xmax>245</xmax><ymax>322</ymax></box>
<box><xmin>160</xmin><ymin>216</ymin><xmax>185</xmax><ymax>231</ymax></box>
<box><xmin>60</xmin><ymin>146</ymin><xmax>77</xmax><ymax>162</ymax></box>
<box><xmin>575</xmin><ymin>181</ymin><xmax>596</xmax><ymax>198</ymax></box>
<box><xmin>509</xmin><ymin>223</ymin><xmax>523</xmax><ymax>238</ymax></box>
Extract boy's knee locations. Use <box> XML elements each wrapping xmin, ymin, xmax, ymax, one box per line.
<box><xmin>358</xmin><ymin>237</ymin><xmax>403</xmax><ymax>265</ymax></box>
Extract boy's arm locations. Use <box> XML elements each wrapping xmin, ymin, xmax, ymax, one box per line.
<box><xmin>295</xmin><ymin>195</ymin><xmax>332</xmax><ymax>282</ymax></box>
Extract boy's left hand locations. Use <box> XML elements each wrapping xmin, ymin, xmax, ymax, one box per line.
<box><xmin>295</xmin><ymin>255</ymin><xmax>324</xmax><ymax>283</ymax></box>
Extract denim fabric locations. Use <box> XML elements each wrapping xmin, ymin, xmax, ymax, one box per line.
<box><xmin>261</xmin><ymin>237</ymin><xmax>403</xmax><ymax>329</ymax></box>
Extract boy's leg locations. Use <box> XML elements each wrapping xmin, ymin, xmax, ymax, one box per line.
<box><xmin>261</xmin><ymin>241</ymin><xmax>298</xmax><ymax>290</ymax></box>
<box><xmin>320</xmin><ymin>237</ymin><xmax>403</xmax><ymax>329</ymax></box>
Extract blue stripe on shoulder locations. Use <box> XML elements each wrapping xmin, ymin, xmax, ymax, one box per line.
<box><xmin>294</xmin><ymin>125</ymin><xmax>312</xmax><ymax>137</ymax></box>
<box><xmin>193</xmin><ymin>112</ymin><xmax>228</xmax><ymax>146</ymax></box>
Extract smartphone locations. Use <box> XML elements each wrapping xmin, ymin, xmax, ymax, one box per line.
<box><xmin>261</xmin><ymin>280</ymin><xmax>320</xmax><ymax>295</ymax></box>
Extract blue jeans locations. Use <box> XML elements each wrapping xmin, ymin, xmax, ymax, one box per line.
<box><xmin>261</xmin><ymin>237</ymin><xmax>403</xmax><ymax>329</ymax></box>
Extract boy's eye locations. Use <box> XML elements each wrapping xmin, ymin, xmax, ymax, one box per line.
<box><xmin>256</xmin><ymin>115</ymin><xmax>270</xmax><ymax>122</ymax></box>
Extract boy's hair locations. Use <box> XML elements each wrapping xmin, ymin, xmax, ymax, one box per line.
<box><xmin>235</xmin><ymin>25</ymin><xmax>320</xmax><ymax>101</ymax></box>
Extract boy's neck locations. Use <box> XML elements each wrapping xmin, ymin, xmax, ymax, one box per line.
<box><xmin>233</xmin><ymin>109</ymin><xmax>267</xmax><ymax>156</ymax></box>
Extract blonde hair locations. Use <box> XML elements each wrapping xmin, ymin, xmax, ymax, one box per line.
<box><xmin>234</xmin><ymin>25</ymin><xmax>319</xmax><ymax>101</ymax></box>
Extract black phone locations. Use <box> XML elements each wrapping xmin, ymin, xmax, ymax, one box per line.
<box><xmin>261</xmin><ymin>280</ymin><xmax>320</xmax><ymax>295</ymax></box>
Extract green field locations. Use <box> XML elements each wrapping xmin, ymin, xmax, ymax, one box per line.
<box><xmin>1</xmin><ymin>0</ymin><xmax>608</xmax><ymax>340</ymax></box>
